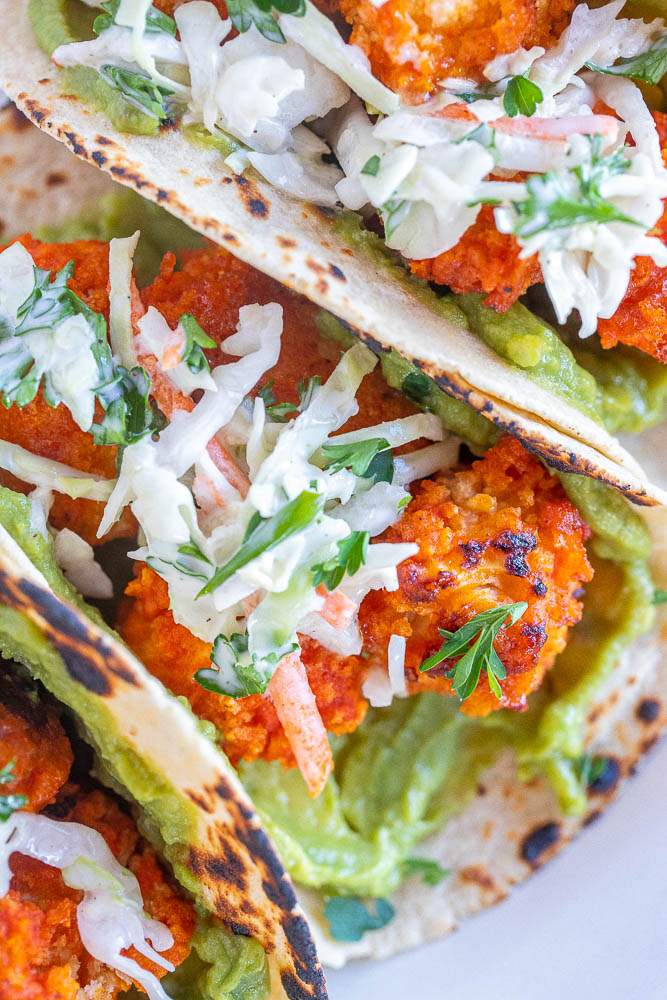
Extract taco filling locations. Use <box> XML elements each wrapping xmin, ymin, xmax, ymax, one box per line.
<box><xmin>32</xmin><ymin>0</ymin><xmax>667</xmax><ymax>404</ymax></box>
<box><xmin>0</xmin><ymin>225</ymin><xmax>656</xmax><ymax>928</ymax></box>
<box><xmin>0</xmin><ymin>663</ymin><xmax>269</xmax><ymax>1000</ymax></box>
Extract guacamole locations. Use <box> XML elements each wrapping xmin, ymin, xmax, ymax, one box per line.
<box><xmin>0</xmin><ymin>488</ymin><xmax>269</xmax><ymax>1000</ymax></box>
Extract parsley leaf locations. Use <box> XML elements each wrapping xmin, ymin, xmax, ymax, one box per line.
<box><xmin>312</xmin><ymin>530</ymin><xmax>369</xmax><ymax>591</ymax></box>
<box><xmin>653</xmin><ymin>588</ymin><xmax>667</xmax><ymax>605</ymax></box>
<box><xmin>257</xmin><ymin>379</ymin><xmax>300</xmax><ymax>422</ymax></box>
<box><xmin>93</xmin><ymin>0</ymin><xmax>177</xmax><ymax>36</ymax></box>
<box><xmin>502</xmin><ymin>75</ymin><xmax>543</xmax><ymax>117</ymax></box>
<box><xmin>0</xmin><ymin>760</ymin><xmax>27</xmax><ymax>822</ymax></box>
<box><xmin>179</xmin><ymin>314</ymin><xmax>216</xmax><ymax>375</ymax></box>
<box><xmin>100</xmin><ymin>65</ymin><xmax>173</xmax><ymax>121</ymax></box>
<box><xmin>324</xmin><ymin>897</ymin><xmax>395</xmax><ymax>942</ymax></box>
<box><xmin>195</xmin><ymin>633</ymin><xmax>298</xmax><ymax>698</ymax></box>
<box><xmin>225</xmin><ymin>0</ymin><xmax>305</xmax><ymax>44</ymax></box>
<box><xmin>379</xmin><ymin>197</ymin><xmax>410</xmax><ymax>239</ymax></box>
<box><xmin>361</xmin><ymin>154</ymin><xmax>381</xmax><ymax>176</ymax></box>
<box><xmin>402</xmin><ymin>857</ymin><xmax>450</xmax><ymax>886</ymax></box>
<box><xmin>198</xmin><ymin>491</ymin><xmax>324</xmax><ymax>595</ymax></box>
<box><xmin>419</xmin><ymin>602</ymin><xmax>528</xmax><ymax>702</ymax></box>
<box><xmin>507</xmin><ymin>137</ymin><xmax>642</xmax><ymax>238</ymax></box>
<box><xmin>322</xmin><ymin>437</ymin><xmax>392</xmax><ymax>478</ymax></box>
<box><xmin>586</xmin><ymin>36</ymin><xmax>667</xmax><ymax>86</ymax></box>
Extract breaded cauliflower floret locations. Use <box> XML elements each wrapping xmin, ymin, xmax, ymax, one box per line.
<box><xmin>360</xmin><ymin>434</ymin><xmax>592</xmax><ymax>715</ymax></box>
<box><xmin>330</xmin><ymin>0</ymin><xmax>574</xmax><ymax>100</ymax></box>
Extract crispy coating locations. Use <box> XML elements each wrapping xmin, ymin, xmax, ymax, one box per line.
<box><xmin>119</xmin><ymin>567</ymin><xmax>368</xmax><ymax>768</ymax></box>
<box><xmin>596</xmin><ymin>114</ymin><xmax>667</xmax><ymax>361</ymax></box>
<box><xmin>328</xmin><ymin>0</ymin><xmax>574</xmax><ymax>100</ymax></box>
<box><xmin>410</xmin><ymin>205</ymin><xmax>542</xmax><ymax>311</ymax></box>
<box><xmin>0</xmin><ymin>236</ymin><xmax>135</xmax><ymax>545</ymax></box>
<box><xmin>0</xmin><ymin>678</ymin><xmax>195</xmax><ymax>999</ymax></box>
<box><xmin>360</xmin><ymin>434</ymin><xmax>592</xmax><ymax>715</ymax></box>
<box><xmin>142</xmin><ymin>246</ymin><xmax>417</xmax><ymax>431</ymax></box>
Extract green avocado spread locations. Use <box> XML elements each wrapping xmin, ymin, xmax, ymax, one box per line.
<box><xmin>0</xmin><ymin>489</ymin><xmax>269</xmax><ymax>1000</ymax></box>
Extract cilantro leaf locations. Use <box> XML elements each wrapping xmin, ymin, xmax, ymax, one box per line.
<box><xmin>225</xmin><ymin>0</ymin><xmax>305</xmax><ymax>44</ymax></box>
<box><xmin>324</xmin><ymin>896</ymin><xmax>395</xmax><ymax>942</ymax></box>
<box><xmin>195</xmin><ymin>633</ymin><xmax>298</xmax><ymax>698</ymax></box>
<box><xmin>179</xmin><ymin>314</ymin><xmax>216</xmax><ymax>375</ymax></box>
<box><xmin>419</xmin><ymin>602</ymin><xmax>528</xmax><ymax>702</ymax></box>
<box><xmin>198</xmin><ymin>491</ymin><xmax>325</xmax><ymax>595</ymax></box>
<box><xmin>92</xmin><ymin>365</ymin><xmax>165</xmax><ymax>449</ymax></box>
<box><xmin>401</xmin><ymin>371</ymin><xmax>431</xmax><ymax>404</ymax></box>
<box><xmin>361</xmin><ymin>154</ymin><xmax>381</xmax><ymax>176</ymax></box>
<box><xmin>653</xmin><ymin>588</ymin><xmax>667</xmax><ymax>605</ymax></box>
<box><xmin>100</xmin><ymin>65</ymin><xmax>174</xmax><ymax>121</ymax></box>
<box><xmin>502</xmin><ymin>75</ymin><xmax>543</xmax><ymax>117</ymax></box>
<box><xmin>0</xmin><ymin>761</ymin><xmax>27</xmax><ymax>822</ymax></box>
<box><xmin>257</xmin><ymin>379</ymin><xmax>300</xmax><ymax>422</ymax></box>
<box><xmin>296</xmin><ymin>374</ymin><xmax>321</xmax><ymax>409</ymax></box>
<box><xmin>402</xmin><ymin>857</ymin><xmax>450</xmax><ymax>887</ymax></box>
<box><xmin>312</xmin><ymin>530</ymin><xmax>369</xmax><ymax>591</ymax></box>
<box><xmin>93</xmin><ymin>0</ymin><xmax>177</xmax><ymax>36</ymax></box>
<box><xmin>507</xmin><ymin>138</ymin><xmax>642</xmax><ymax>238</ymax></box>
<box><xmin>379</xmin><ymin>197</ymin><xmax>410</xmax><ymax>239</ymax></box>
<box><xmin>322</xmin><ymin>437</ymin><xmax>391</xmax><ymax>478</ymax></box>
<box><xmin>586</xmin><ymin>36</ymin><xmax>667</xmax><ymax>86</ymax></box>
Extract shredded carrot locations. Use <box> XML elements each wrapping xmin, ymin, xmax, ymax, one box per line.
<box><xmin>267</xmin><ymin>653</ymin><xmax>334</xmax><ymax>798</ymax></box>
<box><xmin>316</xmin><ymin>585</ymin><xmax>357</xmax><ymax>630</ymax></box>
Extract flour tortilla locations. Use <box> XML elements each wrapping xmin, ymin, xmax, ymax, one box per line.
<box><xmin>0</xmin><ymin>0</ymin><xmax>666</xmax><ymax>506</ymax></box>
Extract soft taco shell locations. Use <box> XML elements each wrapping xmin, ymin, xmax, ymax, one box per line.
<box><xmin>0</xmin><ymin>0</ymin><xmax>665</xmax><ymax>506</ymax></box>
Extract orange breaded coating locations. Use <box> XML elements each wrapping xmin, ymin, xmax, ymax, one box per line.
<box><xmin>330</xmin><ymin>0</ymin><xmax>574</xmax><ymax>100</ymax></box>
<box><xmin>0</xmin><ymin>236</ymin><xmax>135</xmax><ymax>544</ymax></box>
<box><xmin>119</xmin><ymin>568</ymin><xmax>368</xmax><ymax>768</ymax></box>
<box><xmin>359</xmin><ymin>434</ymin><xmax>592</xmax><ymax>715</ymax></box>
<box><xmin>410</xmin><ymin>204</ymin><xmax>542</xmax><ymax>311</ymax></box>
<box><xmin>142</xmin><ymin>246</ymin><xmax>417</xmax><ymax>433</ymax></box>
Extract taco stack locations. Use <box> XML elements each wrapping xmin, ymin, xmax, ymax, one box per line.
<box><xmin>4</xmin><ymin>1</ymin><xmax>667</xmax><ymax>503</ymax></box>
<box><xmin>0</xmin><ymin>105</ymin><xmax>664</xmax><ymax>990</ymax></box>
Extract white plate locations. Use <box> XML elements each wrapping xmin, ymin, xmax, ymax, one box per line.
<box><xmin>326</xmin><ymin>734</ymin><xmax>667</xmax><ymax>999</ymax></box>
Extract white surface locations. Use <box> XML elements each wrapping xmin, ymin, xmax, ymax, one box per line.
<box><xmin>326</xmin><ymin>735</ymin><xmax>667</xmax><ymax>1000</ymax></box>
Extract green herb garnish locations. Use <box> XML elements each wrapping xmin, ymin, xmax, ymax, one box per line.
<box><xmin>322</xmin><ymin>437</ymin><xmax>391</xmax><ymax>478</ymax></box>
<box><xmin>100</xmin><ymin>65</ymin><xmax>174</xmax><ymax>121</ymax></box>
<box><xmin>93</xmin><ymin>0</ymin><xmax>177</xmax><ymax>36</ymax></box>
<box><xmin>402</xmin><ymin>857</ymin><xmax>450</xmax><ymax>886</ymax></box>
<box><xmin>324</xmin><ymin>896</ymin><xmax>395</xmax><ymax>942</ymax></box>
<box><xmin>502</xmin><ymin>75</ymin><xmax>543</xmax><ymax>117</ymax></box>
<box><xmin>653</xmin><ymin>588</ymin><xmax>667</xmax><ymax>605</ymax></box>
<box><xmin>586</xmin><ymin>36</ymin><xmax>667</xmax><ymax>86</ymax></box>
<box><xmin>0</xmin><ymin>761</ymin><xmax>27</xmax><ymax>822</ymax></box>
<box><xmin>312</xmin><ymin>531</ymin><xmax>369</xmax><ymax>591</ymax></box>
<box><xmin>257</xmin><ymin>380</ymin><xmax>300</xmax><ymax>422</ymax></box>
<box><xmin>379</xmin><ymin>197</ymin><xmax>410</xmax><ymax>240</ymax></box>
<box><xmin>198</xmin><ymin>491</ymin><xmax>324</xmax><ymax>595</ymax></box>
<box><xmin>225</xmin><ymin>0</ymin><xmax>305</xmax><ymax>44</ymax></box>
<box><xmin>179</xmin><ymin>314</ymin><xmax>216</xmax><ymax>375</ymax></box>
<box><xmin>419</xmin><ymin>602</ymin><xmax>528</xmax><ymax>701</ymax></box>
<box><xmin>361</xmin><ymin>155</ymin><xmax>381</xmax><ymax>177</ymax></box>
<box><xmin>195</xmin><ymin>633</ymin><xmax>297</xmax><ymax>698</ymax></box>
<box><xmin>577</xmin><ymin>754</ymin><xmax>609</xmax><ymax>788</ymax></box>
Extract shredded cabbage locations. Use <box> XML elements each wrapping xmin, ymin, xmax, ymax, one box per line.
<box><xmin>108</xmin><ymin>232</ymin><xmax>141</xmax><ymax>371</ymax></box>
<box><xmin>53</xmin><ymin>528</ymin><xmax>114</xmax><ymax>598</ymax></box>
<box><xmin>0</xmin><ymin>439</ymin><xmax>114</xmax><ymax>501</ymax></box>
<box><xmin>0</xmin><ymin>812</ymin><xmax>174</xmax><ymax>1000</ymax></box>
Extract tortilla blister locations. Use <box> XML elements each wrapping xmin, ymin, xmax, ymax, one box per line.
<box><xmin>0</xmin><ymin>523</ymin><xmax>328</xmax><ymax>1000</ymax></box>
<box><xmin>1</xmin><ymin>0</ymin><xmax>666</xmax><ymax>506</ymax></box>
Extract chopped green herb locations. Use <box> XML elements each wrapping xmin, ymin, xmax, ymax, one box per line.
<box><xmin>653</xmin><ymin>588</ymin><xmax>667</xmax><ymax>605</ymax></box>
<box><xmin>92</xmin><ymin>365</ymin><xmax>165</xmax><ymax>449</ymax></box>
<box><xmin>322</xmin><ymin>437</ymin><xmax>391</xmax><ymax>478</ymax></box>
<box><xmin>361</xmin><ymin>155</ymin><xmax>381</xmax><ymax>177</ymax></box>
<box><xmin>502</xmin><ymin>74</ymin><xmax>543</xmax><ymax>117</ymax></box>
<box><xmin>198</xmin><ymin>491</ymin><xmax>324</xmax><ymax>595</ymax></box>
<box><xmin>506</xmin><ymin>138</ymin><xmax>642</xmax><ymax>238</ymax></box>
<box><xmin>147</xmin><ymin>536</ymin><xmax>212</xmax><ymax>582</ymax></box>
<box><xmin>402</xmin><ymin>857</ymin><xmax>450</xmax><ymax>887</ymax></box>
<box><xmin>0</xmin><ymin>761</ymin><xmax>27</xmax><ymax>822</ymax></box>
<box><xmin>296</xmin><ymin>374</ymin><xmax>322</xmax><ymax>409</ymax></box>
<box><xmin>324</xmin><ymin>896</ymin><xmax>395</xmax><ymax>942</ymax></box>
<box><xmin>420</xmin><ymin>602</ymin><xmax>528</xmax><ymax>702</ymax></box>
<box><xmin>195</xmin><ymin>633</ymin><xmax>298</xmax><ymax>698</ymax></box>
<box><xmin>257</xmin><ymin>380</ymin><xmax>299</xmax><ymax>422</ymax></box>
<box><xmin>379</xmin><ymin>198</ymin><xmax>410</xmax><ymax>240</ymax></box>
<box><xmin>457</xmin><ymin>86</ymin><xmax>495</xmax><ymax>103</ymax></box>
<box><xmin>577</xmin><ymin>754</ymin><xmax>609</xmax><ymax>788</ymax></box>
<box><xmin>100</xmin><ymin>65</ymin><xmax>174</xmax><ymax>121</ymax></box>
<box><xmin>179</xmin><ymin>314</ymin><xmax>216</xmax><ymax>375</ymax></box>
<box><xmin>586</xmin><ymin>35</ymin><xmax>667</xmax><ymax>86</ymax></box>
<box><xmin>455</xmin><ymin>122</ymin><xmax>499</xmax><ymax>165</ymax></box>
<box><xmin>93</xmin><ymin>0</ymin><xmax>177</xmax><ymax>36</ymax></box>
<box><xmin>401</xmin><ymin>370</ymin><xmax>431</xmax><ymax>403</ymax></box>
<box><xmin>225</xmin><ymin>0</ymin><xmax>305</xmax><ymax>44</ymax></box>
<box><xmin>397</xmin><ymin>495</ymin><xmax>411</xmax><ymax>512</ymax></box>
<box><xmin>312</xmin><ymin>530</ymin><xmax>370</xmax><ymax>591</ymax></box>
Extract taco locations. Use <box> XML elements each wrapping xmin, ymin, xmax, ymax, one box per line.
<box><xmin>0</xmin><ymin>126</ymin><xmax>664</xmax><ymax>985</ymax></box>
<box><xmin>2</xmin><ymin>0</ymin><xmax>667</xmax><ymax>502</ymax></box>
